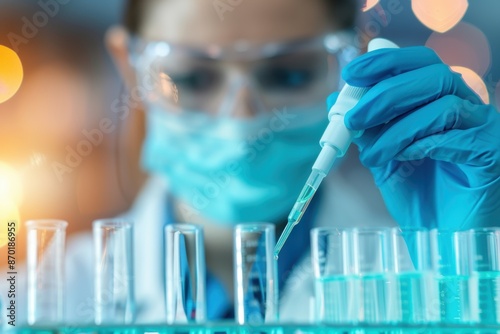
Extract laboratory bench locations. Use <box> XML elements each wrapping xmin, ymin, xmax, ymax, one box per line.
<box><xmin>4</xmin><ymin>323</ymin><xmax>500</xmax><ymax>334</ymax></box>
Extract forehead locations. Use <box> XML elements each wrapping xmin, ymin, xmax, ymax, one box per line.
<box><xmin>139</xmin><ymin>0</ymin><xmax>333</xmax><ymax>46</ymax></box>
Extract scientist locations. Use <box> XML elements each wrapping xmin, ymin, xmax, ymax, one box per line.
<box><xmin>3</xmin><ymin>0</ymin><xmax>500</xmax><ymax>325</ymax></box>
<box><xmin>106</xmin><ymin>0</ymin><xmax>500</xmax><ymax>321</ymax></box>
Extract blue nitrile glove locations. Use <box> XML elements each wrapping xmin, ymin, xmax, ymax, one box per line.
<box><xmin>327</xmin><ymin>46</ymin><xmax>500</xmax><ymax>230</ymax></box>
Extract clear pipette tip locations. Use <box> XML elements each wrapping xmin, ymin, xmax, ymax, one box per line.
<box><xmin>274</xmin><ymin>222</ymin><xmax>296</xmax><ymax>260</ymax></box>
<box><xmin>274</xmin><ymin>169</ymin><xmax>325</xmax><ymax>259</ymax></box>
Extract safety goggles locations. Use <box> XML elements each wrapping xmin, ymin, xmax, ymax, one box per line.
<box><xmin>129</xmin><ymin>32</ymin><xmax>358</xmax><ymax>117</ymax></box>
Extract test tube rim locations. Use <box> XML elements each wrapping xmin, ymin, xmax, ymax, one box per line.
<box><xmin>93</xmin><ymin>218</ymin><xmax>133</xmax><ymax>230</ymax></box>
<box><xmin>25</xmin><ymin>219</ymin><xmax>68</xmax><ymax>230</ymax></box>
<box><xmin>348</xmin><ymin>226</ymin><xmax>394</xmax><ymax>235</ymax></box>
<box><xmin>428</xmin><ymin>228</ymin><xmax>473</xmax><ymax>242</ymax></box>
<box><xmin>165</xmin><ymin>223</ymin><xmax>203</xmax><ymax>233</ymax></box>
<box><xmin>469</xmin><ymin>227</ymin><xmax>500</xmax><ymax>234</ymax></box>
<box><xmin>389</xmin><ymin>226</ymin><xmax>429</xmax><ymax>234</ymax></box>
<box><xmin>234</xmin><ymin>222</ymin><xmax>275</xmax><ymax>233</ymax></box>
<box><xmin>311</xmin><ymin>226</ymin><xmax>348</xmax><ymax>237</ymax></box>
<box><xmin>429</xmin><ymin>227</ymin><xmax>472</xmax><ymax>233</ymax></box>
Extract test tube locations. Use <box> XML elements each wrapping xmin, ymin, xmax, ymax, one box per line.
<box><xmin>26</xmin><ymin>220</ymin><xmax>67</xmax><ymax>325</ymax></box>
<box><xmin>469</xmin><ymin>227</ymin><xmax>500</xmax><ymax>324</ymax></box>
<box><xmin>429</xmin><ymin>229</ymin><xmax>474</xmax><ymax>323</ymax></box>
<box><xmin>389</xmin><ymin>227</ymin><xmax>439</xmax><ymax>323</ymax></box>
<box><xmin>234</xmin><ymin>223</ymin><xmax>278</xmax><ymax>324</ymax></box>
<box><xmin>165</xmin><ymin>224</ymin><xmax>206</xmax><ymax>323</ymax></box>
<box><xmin>311</xmin><ymin>227</ymin><xmax>357</xmax><ymax>323</ymax></box>
<box><xmin>93</xmin><ymin>219</ymin><xmax>135</xmax><ymax>325</ymax></box>
<box><xmin>350</xmin><ymin>227</ymin><xmax>398</xmax><ymax>323</ymax></box>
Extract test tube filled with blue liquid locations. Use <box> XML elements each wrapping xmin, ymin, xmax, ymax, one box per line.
<box><xmin>311</xmin><ymin>227</ymin><xmax>357</xmax><ymax>323</ymax></box>
<box><xmin>165</xmin><ymin>224</ymin><xmax>206</xmax><ymax>323</ymax></box>
<box><xmin>351</xmin><ymin>227</ymin><xmax>398</xmax><ymax>323</ymax></box>
<box><xmin>430</xmin><ymin>229</ymin><xmax>474</xmax><ymax>324</ymax></box>
<box><xmin>234</xmin><ymin>223</ymin><xmax>278</xmax><ymax>324</ymax></box>
<box><xmin>389</xmin><ymin>227</ymin><xmax>439</xmax><ymax>323</ymax></box>
<box><xmin>469</xmin><ymin>228</ymin><xmax>500</xmax><ymax>324</ymax></box>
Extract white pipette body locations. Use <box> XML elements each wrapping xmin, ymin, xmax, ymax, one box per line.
<box><xmin>313</xmin><ymin>38</ymin><xmax>400</xmax><ymax>176</ymax></box>
<box><xmin>274</xmin><ymin>38</ymin><xmax>400</xmax><ymax>259</ymax></box>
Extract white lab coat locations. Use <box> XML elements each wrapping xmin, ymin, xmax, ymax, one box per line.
<box><xmin>0</xmin><ymin>149</ymin><xmax>395</xmax><ymax>326</ymax></box>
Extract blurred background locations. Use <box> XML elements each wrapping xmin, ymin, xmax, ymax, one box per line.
<box><xmin>0</xmin><ymin>0</ymin><xmax>499</xmax><ymax>265</ymax></box>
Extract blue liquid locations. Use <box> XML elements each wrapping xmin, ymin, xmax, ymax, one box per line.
<box><xmin>438</xmin><ymin>275</ymin><xmax>472</xmax><ymax>323</ymax></box>
<box><xmin>315</xmin><ymin>276</ymin><xmax>359</xmax><ymax>323</ymax></box>
<box><xmin>274</xmin><ymin>184</ymin><xmax>316</xmax><ymax>259</ymax></box>
<box><xmin>287</xmin><ymin>184</ymin><xmax>315</xmax><ymax>222</ymax></box>
<box><xmin>395</xmin><ymin>272</ymin><xmax>439</xmax><ymax>323</ymax></box>
<box><xmin>473</xmin><ymin>271</ymin><xmax>500</xmax><ymax>324</ymax></box>
<box><xmin>359</xmin><ymin>273</ymin><xmax>399</xmax><ymax>323</ymax></box>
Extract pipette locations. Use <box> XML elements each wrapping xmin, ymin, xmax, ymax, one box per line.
<box><xmin>274</xmin><ymin>38</ymin><xmax>399</xmax><ymax>259</ymax></box>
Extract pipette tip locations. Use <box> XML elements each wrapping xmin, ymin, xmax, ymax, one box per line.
<box><xmin>273</xmin><ymin>240</ymin><xmax>285</xmax><ymax>260</ymax></box>
<box><xmin>273</xmin><ymin>220</ymin><xmax>296</xmax><ymax>260</ymax></box>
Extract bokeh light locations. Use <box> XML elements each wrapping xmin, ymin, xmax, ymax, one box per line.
<box><xmin>0</xmin><ymin>162</ymin><xmax>23</xmax><ymax>206</ymax></box>
<box><xmin>362</xmin><ymin>0</ymin><xmax>379</xmax><ymax>12</ymax></box>
<box><xmin>0</xmin><ymin>45</ymin><xmax>23</xmax><ymax>104</ymax></box>
<box><xmin>451</xmin><ymin>66</ymin><xmax>489</xmax><ymax>104</ymax></box>
<box><xmin>0</xmin><ymin>162</ymin><xmax>22</xmax><ymax>248</ymax></box>
<box><xmin>412</xmin><ymin>0</ymin><xmax>468</xmax><ymax>33</ymax></box>
<box><xmin>426</xmin><ymin>22</ymin><xmax>491</xmax><ymax>77</ymax></box>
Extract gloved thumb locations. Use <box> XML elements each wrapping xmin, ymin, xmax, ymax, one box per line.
<box><xmin>326</xmin><ymin>92</ymin><xmax>340</xmax><ymax>111</ymax></box>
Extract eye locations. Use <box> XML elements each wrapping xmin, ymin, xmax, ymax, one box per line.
<box><xmin>255</xmin><ymin>66</ymin><xmax>316</xmax><ymax>91</ymax></box>
<box><xmin>169</xmin><ymin>67</ymin><xmax>220</xmax><ymax>93</ymax></box>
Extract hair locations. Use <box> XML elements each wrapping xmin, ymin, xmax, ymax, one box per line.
<box><xmin>124</xmin><ymin>0</ymin><xmax>358</xmax><ymax>34</ymax></box>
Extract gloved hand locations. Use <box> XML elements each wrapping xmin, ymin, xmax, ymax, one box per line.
<box><xmin>327</xmin><ymin>46</ymin><xmax>500</xmax><ymax>230</ymax></box>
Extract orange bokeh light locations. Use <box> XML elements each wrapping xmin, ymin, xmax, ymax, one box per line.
<box><xmin>412</xmin><ymin>0</ymin><xmax>468</xmax><ymax>33</ymax></box>
<box><xmin>426</xmin><ymin>22</ymin><xmax>491</xmax><ymax>77</ymax></box>
<box><xmin>0</xmin><ymin>162</ymin><xmax>23</xmax><ymax>206</ymax></box>
<box><xmin>0</xmin><ymin>163</ymin><xmax>23</xmax><ymax>248</ymax></box>
<box><xmin>451</xmin><ymin>66</ymin><xmax>489</xmax><ymax>104</ymax></box>
<box><xmin>0</xmin><ymin>45</ymin><xmax>23</xmax><ymax>103</ymax></box>
<box><xmin>362</xmin><ymin>0</ymin><xmax>379</xmax><ymax>12</ymax></box>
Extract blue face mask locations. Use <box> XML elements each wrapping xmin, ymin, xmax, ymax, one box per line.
<box><xmin>141</xmin><ymin>105</ymin><xmax>327</xmax><ymax>225</ymax></box>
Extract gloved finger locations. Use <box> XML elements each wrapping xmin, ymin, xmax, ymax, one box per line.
<box><xmin>398</xmin><ymin>129</ymin><xmax>500</xmax><ymax>186</ymax></box>
<box><xmin>345</xmin><ymin>63</ymin><xmax>483</xmax><ymax>131</ymax></box>
<box><xmin>397</xmin><ymin>130</ymin><xmax>498</xmax><ymax>168</ymax></box>
<box><xmin>326</xmin><ymin>92</ymin><xmax>340</xmax><ymax>110</ymax></box>
<box><xmin>342</xmin><ymin>46</ymin><xmax>442</xmax><ymax>87</ymax></box>
<box><xmin>351</xmin><ymin>124</ymin><xmax>384</xmax><ymax>152</ymax></box>
<box><xmin>398</xmin><ymin>104</ymin><xmax>500</xmax><ymax>170</ymax></box>
<box><xmin>358</xmin><ymin>95</ymin><xmax>491</xmax><ymax>167</ymax></box>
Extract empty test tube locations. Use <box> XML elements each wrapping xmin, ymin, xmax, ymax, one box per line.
<box><xmin>93</xmin><ymin>219</ymin><xmax>135</xmax><ymax>325</ymax></box>
<box><xmin>26</xmin><ymin>220</ymin><xmax>67</xmax><ymax>325</ymax></box>
<box><xmin>165</xmin><ymin>224</ymin><xmax>206</xmax><ymax>323</ymax></box>
<box><xmin>234</xmin><ymin>223</ymin><xmax>278</xmax><ymax>324</ymax></box>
